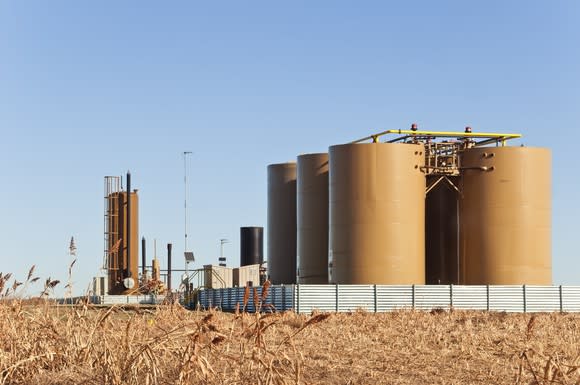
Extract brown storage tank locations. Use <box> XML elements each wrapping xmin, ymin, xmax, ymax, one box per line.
<box><xmin>267</xmin><ymin>163</ymin><xmax>297</xmax><ymax>284</ymax></box>
<box><xmin>127</xmin><ymin>192</ymin><xmax>139</xmax><ymax>285</ymax></box>
<box><xmin>459</xmin><ymin>146</ymin><xmax>551</xmax><ymax>285</ymax></box>
<box><xmin>425</xmin><ymin>176</ymin><xmax>459</xmax><ymax>284</ymax></box>
<box><xmin>329</xmin><ymin>143</ymin><xmax>425</xmax><ymax>284</ymax></box>
<box><xmin>107</xmin><ymin>191</ymin><xmax>139</xmax><ymax>294</ymax></box>
<box><xmin>297</xmin><ymin>153</ymin><xmax>329</xmax><ymax>284</ymax></box>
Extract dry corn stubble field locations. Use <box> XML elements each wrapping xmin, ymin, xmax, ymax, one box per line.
<box><xmin>2</xmin><ymin>299</ymin><xmax>580</xmax><ymax>385</ymax></box>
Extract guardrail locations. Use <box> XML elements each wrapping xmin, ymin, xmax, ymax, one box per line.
<box><xmin>197</xmin><ymin>284</ymin><xmax>580</xmax><ymax>313</ymax></box>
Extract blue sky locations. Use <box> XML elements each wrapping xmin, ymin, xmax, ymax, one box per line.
<box><xmin>0</xmin><ymin>1</ymin><xmax>578</xmax><ymax>294</ymax></box>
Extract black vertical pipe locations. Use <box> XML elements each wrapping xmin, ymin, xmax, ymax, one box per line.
<box><xmin>167</xmin><ymin>243</ymin><xmax>172</xmax><ymax>291</ymax></box>
<box><xmin>141</xmin><ymin>237</ymin><xmax>146</xmax><ymax>276</ymax></box>
<box><xmin>126</xmin><ymin>171</ymin><xmax>131</xmax><ymax>278</ymax></box>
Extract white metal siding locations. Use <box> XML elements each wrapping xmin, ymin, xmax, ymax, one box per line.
<box><xmin>414</xmin><ymin>285</ymin><xmax>449</xmax><ymax>310</ymax></box>
<box><xmin>562</xmin><ymin>286</ymin><xmax>580</xmax><ymax>312</ymax></box>
<box><xmin>197</xmin><ymin>285</ymin><xmax>580</xmax><ymax>314</ymax></box>
<box><xmin>489</xmin><ymin>286</ymin><xmax>525</xmax><ymax>312</ymax></box>
<box><xmin>525</xmin><ymin>286</ymin><xmax>561</xmax><ymax>312</ymax></box>
<box><xmin>296</xmin><ymin>285</ymin><xmax>336</xmax><ymax>313</ymax></box>
<box><xmin>376</xmin><ymin>286</ymin><xmax>413</xmax><ymax>311</ymax></box>
<box><xmin>452</xmin><ymin>285</ymin><xmax>488</xmax><ymax>310</ymax></box>
<box><xmin>338</xmin><ymin>285</ymin><xmax>375</xmax><ymax>312</ymax></box>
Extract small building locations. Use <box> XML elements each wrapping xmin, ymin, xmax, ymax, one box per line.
<box><xmin>203</xmin><ymin>265</ymin><xmax>233</xmax><ymax>289</ymax></box>
<box><xmin>233</xmin><ymin>264</ymin><xmax>261</xmax><ymax>287</ymax></box>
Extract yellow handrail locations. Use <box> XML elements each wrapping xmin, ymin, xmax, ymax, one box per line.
<box><xmin>352</xmin><ymin>129</ymin><xmax>522</xmax><ymax>145</ymax></box>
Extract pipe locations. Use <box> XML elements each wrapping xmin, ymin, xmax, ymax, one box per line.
<box><xmin>167</xmin><ymin>243</ymin><xmax>172</xmax><ymax>292</ymax></box>
<box><xmin>459</xmin><ymin>166</ymin><xmax>494</xmax><ymax>172</ymax></box>
<box><xmin>141</xmin><ymin>237</ymin><xmax>146</xmax><ymax>276</ymax></box>
<box><xmin>126</xmin><ymin>171</ymin><xmax>131</xmax><ymax>278</ymax></box>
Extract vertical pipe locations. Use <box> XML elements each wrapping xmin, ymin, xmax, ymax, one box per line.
<box><xmin>141</xmin><ymin>237</ymin><xmax>146</xmax><ymax>276</ymax></box>
<box><xmin>486</xmin><ymin>285</ymin><xmax>490</xmax><ymax>311</ymax></box>
<box><xmin>126</xmin><ymin>171</ymin><xmax>131</xmax><ymax>278</ymax></box>
<box><xmin>296</xmin><ymin>284</ymin><xmax>300</xmax><ymax>314</ymax></box>
<box><xmin>450</xmin><ymin>284</ymin><xmax>454</xmax><ymax>309</ymax></box>
<box><xmin>167</xmin><ymin>243</ymin><xmax>172</xmax><ymax>292</ymax></box>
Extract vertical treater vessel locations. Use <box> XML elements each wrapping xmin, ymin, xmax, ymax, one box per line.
<box><xmin>297</xmin><ymin>153</ymin><xmax>329</xmax><ymax>284</ymax></box>
<box><xmin>106</xmin><ymin>190</ymin><xmax>139</xmax><ymax>294</ymax></box>
<box><xmin>459</xmin><ymin>146</ymin><xmax>552</xmax><ymax>285</ymax></box>
<box><xmin>267</xmin><ymin>163</ymin><xmax>297</xmax><ymax>284</ymax></box>
<box><xmin>329</xmin><ymin>143</ymin><xmax>426</xmax><ymax>284</ymax></box>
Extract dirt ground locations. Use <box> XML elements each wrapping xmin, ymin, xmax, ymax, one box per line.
<box><xmin>286</xmin><ymin>309</ymin><xmax>580</xmax><ymax>384</ymax></box>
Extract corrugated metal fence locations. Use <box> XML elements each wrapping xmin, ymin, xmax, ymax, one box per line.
<box><xmin>198</xmin><ymin>286</ymin><xmax>294</xmax><ymax>312</ymax></box>
<box><xmin>197</xmin><ymin>285</ymin><xmax>580</xmax><ymax>313</ymax></box>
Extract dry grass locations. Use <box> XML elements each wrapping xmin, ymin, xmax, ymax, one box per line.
<box><xmin>1</xmin><ymin>304</ymin><xmax>580</xmax><ymax>384</ymax></box>
<box><xmin>1</xmin><ymin>270</ymin><xmax>580</xmax><ymax>384</ymax></box>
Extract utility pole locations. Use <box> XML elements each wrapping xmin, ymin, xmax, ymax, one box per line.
<box><xmin>183</xmin><ymin>151</ymin><xmax>192</xmax><ymax>276</ymax></box>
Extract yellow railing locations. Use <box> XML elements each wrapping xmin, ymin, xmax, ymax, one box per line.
<box><xmin>352</xmin><ymin>129</ymin><xmax>522</xmax><ymax>146</ymax></box>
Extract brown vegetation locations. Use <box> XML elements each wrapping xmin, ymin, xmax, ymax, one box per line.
<box><xmin>1</xmin><ymin>300</ymin><xmax>580</xmax><ymax>384</ymax></box>
<box><xmin>1</xmin><ymin>271</ymin><xmax>580</xmax><ymax>384</ymax></box>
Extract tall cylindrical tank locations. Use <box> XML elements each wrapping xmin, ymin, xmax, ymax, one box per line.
<box><xmin>297</xmin><ymin>153</ymin><xmax>329</xmax><ymax>284</ymax></box>
<box><xmin>106</xmin><ymin>190</ymin><xmax>139</xmax><ymax>294</ymax></box>
<box><xmin>126</xmin><ymin>191</ymin><xmax>139</xmax><ymax>286</ymax></box>
<box><xmin>106</xmin><ymin>192</ymin><xmax>122</xmax><ymax>294</ymax></box>
<box><xmin>329</xmin><ymin>143</ymin><xmax>425</xmax><ymax>284</ymax></box>
<box><xmin>425</xmin><ymin>176</ymin><xmax>459</xmax><ymax>284</ymax></box>
<box><xmin>126</xmin><ymin>172</ymin><xmax>132</xmax><ymax>278</ymax></box>
<box><xmin>240</xmin><ymin>226</ymin><xmax>264</xmax><ymax>266</ymax></box>
<box><xmin>459</xmin><ymin>146</ymin><xmax>551</xmax><ymax>285</ymax></box>
<box><xmin>267</xmin><ymin>163</ymin><xmax>297</xmax><ymax>284</ymax></box>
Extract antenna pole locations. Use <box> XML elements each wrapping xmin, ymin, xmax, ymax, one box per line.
<box><xmin>219</xmin><ymin>238</ymin><xmax>229</xmax><ymax>267</ymax></box>
<box><xmin>184</xmin><ymin>151</ymin><xmax>192</xmax><ymax>275</ymax></box>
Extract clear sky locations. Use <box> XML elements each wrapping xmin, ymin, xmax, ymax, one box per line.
<box><xmin>0</xmin><ymin>1</ymin><xmax>578</xmax><ymax>295</ymax></box>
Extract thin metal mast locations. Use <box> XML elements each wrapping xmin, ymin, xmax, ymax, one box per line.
<box><xmin>184</xmin><ymin>151</ymin><xmax>192</xmax><ymax>274</ymax></box>
<box><xmin>219</xmin><ymin>238</ymin><xmax>229</xmax><ymax>267</ymax></box>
